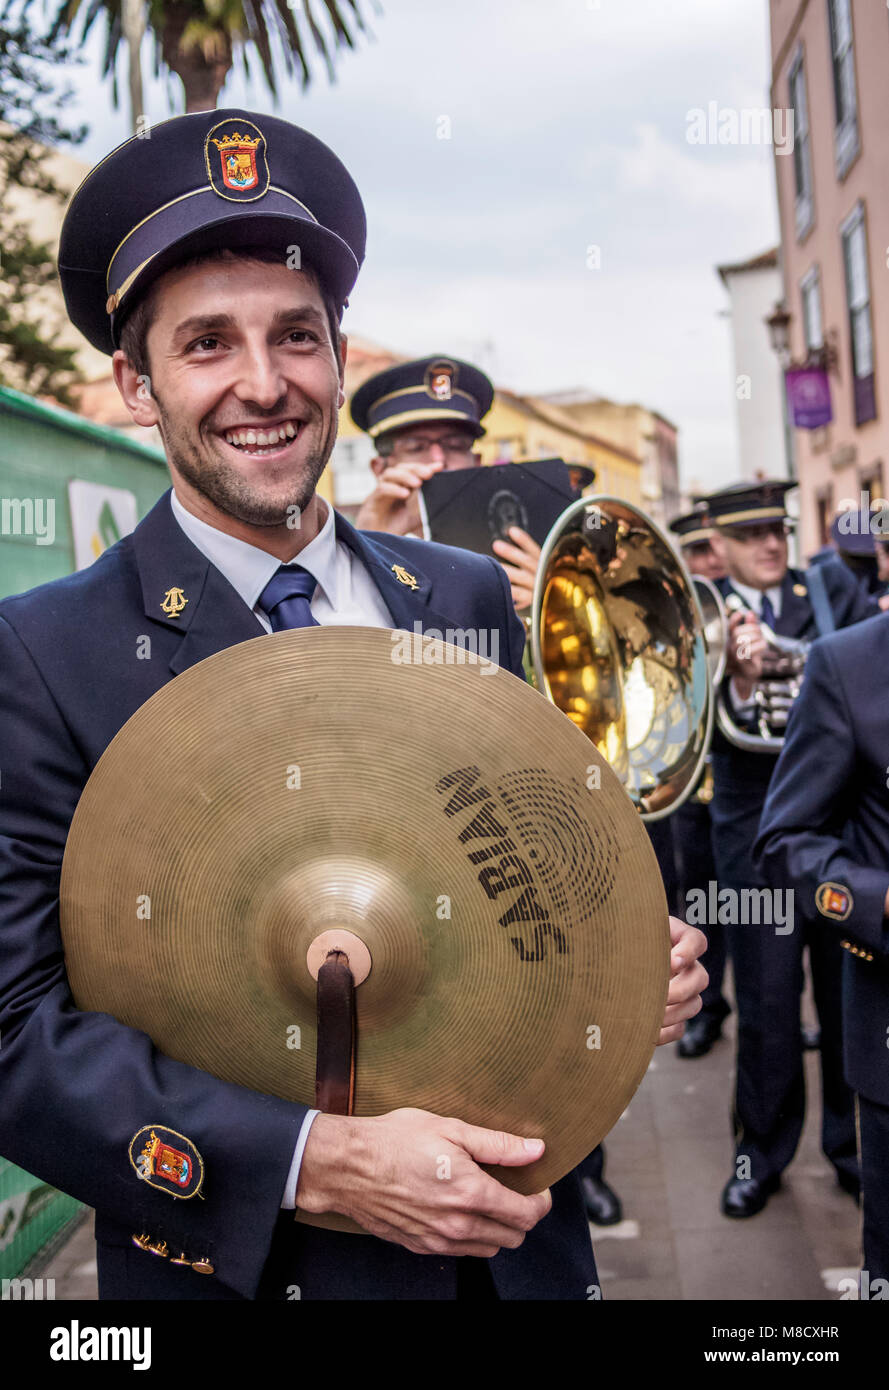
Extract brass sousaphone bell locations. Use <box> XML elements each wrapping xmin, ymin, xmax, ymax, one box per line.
<box><xmin>530</xmin><ymin>496</ymin><xmax>713</xmax><ymax>820</ymax></box>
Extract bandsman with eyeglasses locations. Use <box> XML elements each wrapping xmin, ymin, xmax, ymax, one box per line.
<box><xmin>350</xmin><ymin>356</ymin><xmax>542</xmax><ymax>611</ymax></box>
<box><xmin>700</xmin><ymin>479</ymin><xmax>874</xmax><ymax>1221</ymax></box>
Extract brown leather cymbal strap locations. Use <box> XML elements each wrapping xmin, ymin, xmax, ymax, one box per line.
<box><xmin>314</xmin><ymin>950</ymin><xmax>356</xmax><ymax>1114</ymax></box>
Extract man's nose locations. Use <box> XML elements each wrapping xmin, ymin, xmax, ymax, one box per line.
<box><xmin>233</xmin><ymin>345</ymin><xmax>288</xmax><ymax>409</ymax></box>
<box><xmin>424</xmin><ymin>442</ymin><xmax>447</xmax><ymax>462</ymax></box>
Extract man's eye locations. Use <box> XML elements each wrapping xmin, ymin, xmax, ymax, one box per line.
<box><xmin>190</xmin><ymin>337</ymin><xmax>221</xmax><ymax>352</ymax></box>
<box><xmin>287</xmin><ymin>329</ymin><xmax>318</xmax><ymax>345</ymax></box>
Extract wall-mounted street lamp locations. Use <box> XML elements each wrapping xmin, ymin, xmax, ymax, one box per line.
<box><xmin>765</xmin><ymin>301</ymin><xmax>792</xmax><ymax>366</ymax></box>
<box><xmin>765</xmin><ymin>301</ymin><xmax>840</xmax><ymax>373</ymax></box>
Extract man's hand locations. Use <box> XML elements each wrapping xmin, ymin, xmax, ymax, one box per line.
<box><xmin>295</xmin><ymin>1107</ymin><xmax>551</xmax><ymax>1257</ymax></box>
<box><xmin>726</xmin><ymin>609</ymin><xmax>765</xmax><ymax>701</ymax></box>
<box><xmin>355</xmin><ymin>461</ymin><xmax>443</xmax><ymax>535</ymax></box>
<box><xmin>658</xmin><ymin>916</ymin><xmax>708</xmax><ymax>1046</ymax></box>
<box><xmin>492</xmin><ymin>526</ymin><xmax>542</xmax><ymax>612</ymax></box>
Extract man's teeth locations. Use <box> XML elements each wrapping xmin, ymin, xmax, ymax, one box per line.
<box><xmin>224</xmin><ymin>421</ymin><xmax>299</xmax><ymax>449</ymax></box>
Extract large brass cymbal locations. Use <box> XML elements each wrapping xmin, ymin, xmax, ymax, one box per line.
<box><xmin>60</xmin><ymin>627</ymin><xmax>668</xmax><ymax>1211</ymax></box>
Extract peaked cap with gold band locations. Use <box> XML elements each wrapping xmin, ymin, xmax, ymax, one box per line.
<box><xmin>669</xmin><ymin>506</ymin><xmax>715</xmax><ymax>548</ymax></box>
<box><xmin>58</xmin><ymin>110</ymin><xmax>366</xmax><ymax>356</ymax></box>
<box><xmin>701</xmin><ymin>479</ymin><xmax>796</xmax><ymax>530</ymax></box>
<box><xmin>350</xmin><ymin>355</ymin><xmax>495</xmax><ymax>441</ymax></box>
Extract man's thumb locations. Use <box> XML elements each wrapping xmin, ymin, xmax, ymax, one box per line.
<box><xmin>459</xmin><ymin>1124</ymin><xmax>545</xmax><ymax>1168</ymax></box>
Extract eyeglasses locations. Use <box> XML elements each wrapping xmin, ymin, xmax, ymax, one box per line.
<box><xmin>722</xmin><ymin>522</ymin><xmax>791</xmax><ymax>544</ymax></box>
<box><xmin>389</xmin><ymin>435</ymin><xmax>476</xmax><ymax>460</ymax></box>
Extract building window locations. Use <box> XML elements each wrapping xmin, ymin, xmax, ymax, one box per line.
<box><xmin>841</xmin><ymin>204</ymin><xmax>877</xmax><ymax>427</ymax></box>
<box><xmin>859</xmin><ymin>466</ymin><xmax>883</xmax><ymax>511</ymax></box>
<box><xmin>800</xmin><ymin>266</ymin><xmax>824</xmax><ymax>355</ymax></box>
<box><xmin>788</xmin><ymin>50</ymin><xmax>814</xmax><ymax>239</ymax></box>
<box><xmin>827</xmin><ymin>0</ymin><xmax>860</xmax><ymax>178</ymax></box>
<box><xmin>816</xmin><ymin>487</ymin><xmax>833</xmax><ymax>546</ymax></box>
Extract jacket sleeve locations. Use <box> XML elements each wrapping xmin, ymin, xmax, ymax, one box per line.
<box><xmin>753</xmin><ymin>636</ymin><xmax>889</xmax><ymax>957</ymax></box>
<box><xmin>0</xmin><ymin>615</ymin><xmax>308</xmax><ymax>1299</ymax></box>
<box><xmin>485</xmin><ymin>554</ymin><xmax>528</xmax><ymax>681</ymax></box>
<box><xmin>823</xmin><ymin>555</ymin><xmax>880</xmax><ymax>626</ymax></box>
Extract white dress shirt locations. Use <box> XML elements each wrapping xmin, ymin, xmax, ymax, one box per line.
<box><xmin>170</xmin><ymin>489</ymin><xmax>394</xmax><ymax>632</ymax></box>
<box><xmin>726</xmin><ymin>579</ymin><xmax>783</xmax><ymax>713</ymax></box>
<box><xmin>726</xmin><ymin>578</ymin><xmax>782</xmax><ymax>624</ymax></box>
<box><xmin>170</xmin><ymin>488</ymin><xmax>394</xmax><ymax>1210</ymax></box>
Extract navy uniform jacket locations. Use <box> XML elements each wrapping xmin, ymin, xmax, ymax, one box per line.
<box><xmin>754</xmin><ymin>614</ymin><xmax>889</xmax><ymax>1107</ymax></box>
<box><xmin>0</xmin><ymin>489</ymin><xmax>595</xmax><ymax>1300</ymax></box>
<box><xmin>714</xmin><ymin>560</ymin><xmax>873</xmax><ymax>756</ymax></box>
<box><xmin>709</xmin><ymin>562</ymin><xmax>873</xmax><ymax>886</ymax></box>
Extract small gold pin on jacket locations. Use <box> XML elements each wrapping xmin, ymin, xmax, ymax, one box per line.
<box><xmin>391</xmin><ymin>564</ymin><xmax>418</xmax><ymax>590</ymax></box>
<box><xmin>161</xmin><ymin>586</ymin><xmax>188</xmax><ymax>617</ymax></box>
<box><xmin>793</xmin><ymin>583</ymin><xmax>807</xmax><ymax>597</ymax></box>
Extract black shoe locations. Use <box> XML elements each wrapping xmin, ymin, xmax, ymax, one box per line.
<box><xmin>580</xmin><ymin>1175</ymin><xmax>623</xmax><ymax>1226</ymax></box>
<box><xmin>836</xmin><ymin>1169</ymin><xmax>861</xmax><ymax>1204</ymax></box>
<box><xmin>677</xmin><ymin>1012</ymin><xmax>724</xmax><ymax>1059</ymax></box>
<box><xmin>720</xmin><ymin>1174</ymin><xmax>780</xmax><ymax>1219</ymax></box>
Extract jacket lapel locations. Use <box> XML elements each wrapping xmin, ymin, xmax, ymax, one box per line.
<box><xmin>131</xmin><ymin>490</ymin><xmax>265</xmax><ymax>677</ymax></box>
<box><xmin>131</xmin><ymin>492</ymin><xmax>471</xmax><ymax>682</ymax></box>
<box><xmin>334</xmin><ymin>513</ymin><xmax>470</xmax><ymax>635</ymax></box>
<box><xmin>774</xmin><ymin>570</ymin><xmax>811</xmax><ymax>638</ymax></box>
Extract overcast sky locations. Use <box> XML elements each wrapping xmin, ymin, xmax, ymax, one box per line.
<box><xmin>63</xmin><ymin>0</ymin><xmax>781</xmax><ymax>492</ymax></box>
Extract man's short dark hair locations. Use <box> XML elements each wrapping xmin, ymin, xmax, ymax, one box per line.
<box><xmin>118</xmin><ymin>245</ymin><xmax>343</xmax><ymax>378</ymax></box>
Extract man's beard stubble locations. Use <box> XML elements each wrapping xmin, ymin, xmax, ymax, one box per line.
<box><xmin>153</xmin><ymin>388</ymin><xmax>336</xmax><ymax>527</ymax></box>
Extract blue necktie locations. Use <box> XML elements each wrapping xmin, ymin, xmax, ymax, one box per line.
<box><xmin>759</xmin><ymin>593</ymin><xmax>776</xmax><ymax>630</ymax></box>
<box><xmin>259</xmin><ymin>565</ymin><xmax>320</xmax><ymax>631</ymax></box>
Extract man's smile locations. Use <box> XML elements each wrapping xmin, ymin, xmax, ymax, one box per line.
<box><xmin>216</xmin><ymin>416</ymin><xmax>306</xmax><ymax>459</ymax></box>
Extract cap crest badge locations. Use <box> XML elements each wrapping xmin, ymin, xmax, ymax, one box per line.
<box><xmin>205</xmin><ymin>119</ymin><xmax>269</xmax><ymax>203</ymax></box>
<box><xmin>425</xmin><ymin>359</ymin><xmax>457</xmax><ymax>402</ymax></box>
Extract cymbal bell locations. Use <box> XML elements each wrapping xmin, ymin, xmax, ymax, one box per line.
<box><xmin>60</xmin><ymin>627</ymin><xmax>668</xmax><ymax>1223</ymax></box>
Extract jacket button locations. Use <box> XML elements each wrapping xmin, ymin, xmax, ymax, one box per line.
<box><xmin>191</xmin><ymin>1258</ymin><xmax>215</xmax><ymax>1274</ymax></box>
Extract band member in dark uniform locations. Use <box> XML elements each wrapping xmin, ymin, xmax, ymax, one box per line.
<box><xmin>667</xmin><ymin>507</ymin><xmax>730</xmax><ymax>1058</ymax></box>
<box><xmin>755</xmin><ymin>611</ymin><xmax>889</xmax><ymax>1285</ymax></box>
<box><xmin>701</xmin><ymin>479</ymin><xmax>872</xmax><ymax>1219</ymax></box>
<box><xmin>0</xmin><ymin>109</ymin><xmax>708</xmax><ymax>1301</ymax></box>
<box><xmin>351</xmin><ymin>357</ymin><xmax>543</xmax><ymax>610</ymax></box>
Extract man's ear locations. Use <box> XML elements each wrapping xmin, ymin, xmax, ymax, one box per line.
<box><xmin>112</xmin><ymin>350</ymin><xmax>161</xmax><ymax>429</ymax></box>
<box><xmin>337</xmin><ymin>333</ymin><xmax>348</xmax><ymax>408</ymax></box>
<box><xmin>469</xmin><ymin>450</ymin><xmax>483</xmax><ymax>468</ymax></box>
<box><xmin>370</xmin><ymin>455</ymin><xmax>387</xmax><ymax>479</ymax></box>
<box><xmin>710</xmin><ymin>532</ymin><xmax>728</xmax><ymax>567</ymax></box>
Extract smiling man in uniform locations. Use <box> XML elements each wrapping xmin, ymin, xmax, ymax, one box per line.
<box><xmin>0</xmin><ymin>110</ymin><xmax>706</xmax><ymax>1301</ymax></box>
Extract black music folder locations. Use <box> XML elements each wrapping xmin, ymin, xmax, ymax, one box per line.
<box><xmin>419</xmin><ymin>458</ymin><xmax>577</xmax><ymax>557</ymax></box>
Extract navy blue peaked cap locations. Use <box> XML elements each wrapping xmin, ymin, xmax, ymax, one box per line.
<box><xmin>58</xmin><ymin>109</ymin><xmax>367</xmax><ymax>355</ymax></box>
<box><xmin>350</xmin><ymin>355</ymin><xmax>495</xmax><ymax>439</ymax></box>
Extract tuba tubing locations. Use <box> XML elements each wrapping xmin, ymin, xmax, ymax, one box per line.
<box><xmin>714</xmin><ymin>591</ymin><xmax>810</xmax><ymax>753</ymax></box>
<box><xmin>529</xmin><ymin>495</ymin><xmax>714</xmax><ymax>820</ymax></box>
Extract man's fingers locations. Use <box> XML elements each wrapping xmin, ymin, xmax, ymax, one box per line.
<box><xmin>668</xmin><ymin>919</ymin><xmax>707</xmax><ymax>965</ymax></box>
<box><xmin>493</xmin><ymin>534</ymin><xmax>542</xmax><ymax>567</ymax></box>
<box><xmin>456</xmin><ymin>1122</ymin><xmax>545</xmax><ymax>1168</ymax></box>
<box><xmin>495</xmin><ymin>560</ymin><xmax>537</xmax><ymax>592</ymax></box>
<box><xmin>385</xmin><ymin>462</ymin><xmax>442</xmax><ymax>488</ymax></box>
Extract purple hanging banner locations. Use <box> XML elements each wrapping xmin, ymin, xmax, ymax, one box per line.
<box><xmin>785</xmin><ymin>368</ymin><xmax>833</xmax><ymax>429</ymax></box>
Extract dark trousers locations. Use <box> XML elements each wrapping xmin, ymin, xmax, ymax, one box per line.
<box><xmin>858</xmin><ymin>1094</ymin><xmax>889</xmax><ymax>1285</ymax></box>
<box><xmin>711</xmin><ymin>752</ymin><xmax>857</xmax><ymax>1183</ymax></box>
<box><xmin>578</xmin><ymin>1144</ymin><xmax>606</xmax><ymax>1184</ymax></box>
<box><xmin>671</xmin><ymin>797</ymin><xmax>729</xmax><ymax>1024</ymax></box>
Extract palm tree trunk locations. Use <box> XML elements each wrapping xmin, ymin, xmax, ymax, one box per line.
<box><xmin>160</xmin><ymin>4</ymin><xmax>233</xmax><ymax>113</ymax></box>
<box><xmin>121</xmin><ymin>0</ymin><xmax>147</xmax><ymax>134</ymax></box>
